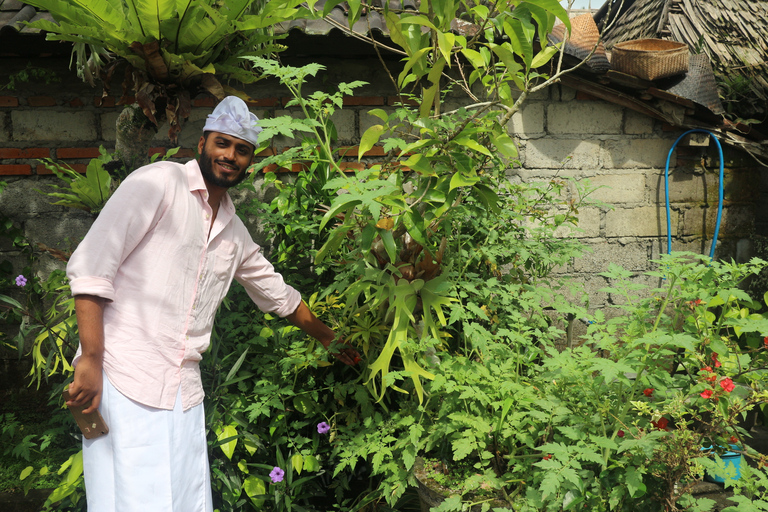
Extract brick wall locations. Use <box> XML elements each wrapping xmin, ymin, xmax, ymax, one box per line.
<box><xmin>0</xmin><ymin>56</ymin><xmax>763</xmax><ymax>318</ymax></box>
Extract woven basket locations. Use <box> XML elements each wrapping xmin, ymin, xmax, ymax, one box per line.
<box><xmin>611</xmin><ymin>39</ymin><xmax>689</xmax><ymax>80</ymax></box>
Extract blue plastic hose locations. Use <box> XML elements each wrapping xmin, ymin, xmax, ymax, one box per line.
<box><xmin>664</xmin><ymin>129</ymin><xmax>724</xmax><ymax>258</ymax></box>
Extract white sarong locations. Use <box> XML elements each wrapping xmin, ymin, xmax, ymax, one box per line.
<box><xmin>82</xmin><ymin>375</ymin><xmax>213</xmax><ymax>512</ymax></box>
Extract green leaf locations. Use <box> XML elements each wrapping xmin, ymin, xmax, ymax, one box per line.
<box><xmin>359</xmin><ymin>124</ymin><xmax>385</xmax><ymax>161</ymax></box>
<box><xmin>378</xmin><ymin>228</ymin><xmax>397</xmax><ymax>264</ymax></box>
<box><xmin>398</xmin><ymin>15</ymin><xmax>437</xmax><ymax>31</ymax></box>
<box><xmin>303</xmin><ymin>455</ymin><xmax>320</xmax><ymax>472</ymax></box>
<box><xmin>531</xmin><ymin>45</ymin><xmax>560</xmax><ymax>69</ymax></box>
<box><xmin>216</xmin><ymin>424</ymin><xmax>238</xmax><ymax>460</ymax></box>
<box><xmin>625</xmin><ymin>466</ymin><xmax>646</xmax><ymax>498</ymax></box>
<box><xmin>19</xmin><ymin>466</ymin><xmax>33</xmax><ymax>480</ymax></box>
<box><xmin>435</xmin><ymin>31</ymin><xmax>455</xmax><ymax>65</ymax></box>
<box><xmin>243</xmin><ymin>475</ymin><xmax>266</xmax><ymax>508</ymax></box>
<box><xmin>291</xmin><ymin>453</ymin><xmax>304</xmax><ymax>474</ymax></box>
<box><xmin>449</xmin><ymin>172</ymin><xmax>479</xmax><ymax>190</ymax></box>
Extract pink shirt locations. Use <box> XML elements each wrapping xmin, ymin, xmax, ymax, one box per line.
<box><xmin>67</xmin><ymin>160</ymin><xmax>301</xmax><ymax>411</ymax></box>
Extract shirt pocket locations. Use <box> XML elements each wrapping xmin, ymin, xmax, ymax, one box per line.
<box><xmin>212</xmin><ymin>240</ymin><xmax>237</xmax><ymax>281</ymax></box>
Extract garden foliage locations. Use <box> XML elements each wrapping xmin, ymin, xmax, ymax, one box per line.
<box><xmin>3</xmin><ymin>0</ymin><xmax>768</xmax><ymax>511</ymax></box>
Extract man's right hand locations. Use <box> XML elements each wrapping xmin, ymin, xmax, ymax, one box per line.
<box><xmin>70</xmin><ymin>294</ymin><xmax>107</xmax><ymax>414</ymax></box>
<box><xmin>66</xmin><ymin>355</ymin><xmax>103</xmax><ymax>414</ymax></box>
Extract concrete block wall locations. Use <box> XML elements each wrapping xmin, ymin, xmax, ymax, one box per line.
<box><xmin>511</xmin><ymin>84</ymin><xmax>762</xmax><ymax>315</ymax></box>
<box><xmin>0</xmin><ymin>56</ymin><xmax>764</xmax><ymax>319</ymax></box>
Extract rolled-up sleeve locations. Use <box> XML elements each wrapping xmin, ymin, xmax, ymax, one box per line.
<box><xmin>234</xmin><ymin>232</ymin><xmax>301</xmax><ymax>318</ymax></box>
<box><xmin>67</xmin><ymin>165</ymin><xmax>170</xmax><ymax>301</ymax></box>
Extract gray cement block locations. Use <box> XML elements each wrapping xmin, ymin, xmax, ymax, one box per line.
<box><xmin>0</xmin><ymin>178</ymin><xmax>73</xmax><ymax>218</ymax></box>
<box><xmin>603</xmin><ymin>138</ymin><xmax>673</xmax><ymax>169</ymax></box>
<box><xmin>554</xmin><ymin>207</ymin><xmax>601</xmax><ymax>238</ymax></box>
<box><xmin>12</xmin><ymin>110</ymin><xmax>97</xmax><ymax>141</ymax></box>
<box><xmin>330</xmin><ymin>108</ymin><xmax>356</xmax><ymax>143</ymax></box>
<box><xmin>100</xmin><ymin>111</ymin><xmax>120</xmax><ymax>142</ymax></box>
<box><xmin>25</xmin><ymin>212</ymin><xmax>94</xmax><ymax>252</ymax></box>
<box><xmin>509</xmin><ymin>102</ymin><xmax>545</xmax><ymax>139</ymax></box>
<box><xmin>605</xmin><ymin>206</ymin><xmax>676</xmax><ymax>238</ymax></box>
<box><xmin>522</xmin><ymin>138</ymin><xmax>601</xmax><ymax>169</ymax></box>
<box><xmin>624</xmin><ymin>110</ymin><xmax>654</xmax><ymax>135</ymax></box>
<box><xmin>682</xmin><ymin>205</ymin><xmax>755</xmax><ymax>238</ymax></box>
<box><xmin>574</xmin><ymin>240</ymin><xmax>650</xmax><ymax>273</ymax></box>
<box><xmin>547</xmin><ymin>101</ymin><xmax>623</xmax><ymax>135</ymax></box>
<box><xmin>588</xmin><ymin>173</ymin><xmax>646</xmax><ymax>204</ymax></box>
<box><xmin>0</xmin><ymin>112</ymin><xmax>9</xmax><ymax>142</ymax></box>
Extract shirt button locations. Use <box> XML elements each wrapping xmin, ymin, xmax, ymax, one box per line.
<box><xmin>185</xmin><ymin>335</ymin><xmax>189</xmax><ymax>340</ymax></box>
<box><xmin>206</xmin><ymin>213</ymin><xmax>210</xmax><ymax>220</ymax></box>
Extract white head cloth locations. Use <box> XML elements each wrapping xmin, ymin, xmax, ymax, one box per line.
<box><xmin>203</xmin><ymin>96</ymin><xmax>262</xmax><ymax>147</ymax></box>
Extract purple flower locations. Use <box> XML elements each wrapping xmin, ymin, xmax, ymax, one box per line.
<box><xmin>15</xmin><ymin>275</ymin><xmax>27</xmax><ymax>287</ymax></box>
<box><xmin>317</xmin><ymin>422</ymin><xmax>330</xmax><ymax>434</ymax></box>
<box><xmin>269</xmin><ymin>466</ymin><xmax>285</xmax><ymax>483</ymax></box>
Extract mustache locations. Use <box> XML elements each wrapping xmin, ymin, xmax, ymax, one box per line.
<box><xmin>215</xmin><ymin>158</ymin><xmax>239</xmax><ymax>170</ymax></box>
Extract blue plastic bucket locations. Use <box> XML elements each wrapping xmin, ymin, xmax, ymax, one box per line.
<box><xmin>702</xmin><ymin>444</ymin><xmax>742</xmax><ymax>483</ymax></box>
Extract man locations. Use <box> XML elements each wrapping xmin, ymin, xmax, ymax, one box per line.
<box><xmin>65</xmin><ymin>96</ymin><xmax>358</xmax><ymax>511</ymax></box>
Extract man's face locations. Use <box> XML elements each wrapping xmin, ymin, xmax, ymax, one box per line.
<box><xmin>197</xmin><ymin>132</ymin><xmax>255</xmax><ymax>190</ymax></box>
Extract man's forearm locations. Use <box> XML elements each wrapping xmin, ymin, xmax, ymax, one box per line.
<box><xmin>286</xmin><ymin>300</ymin><xmax>335</xmax><ymax>346</ymax></box>
<box><xmin>75</xmin><ymin>294</ymin><xmax>106</xmax><ymax>359</ymax></box>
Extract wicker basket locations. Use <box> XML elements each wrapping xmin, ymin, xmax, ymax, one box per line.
<box><xmin>611</xmin><ymin>39</ymin><xmax>689</xmax><ymax>80</ymax></box>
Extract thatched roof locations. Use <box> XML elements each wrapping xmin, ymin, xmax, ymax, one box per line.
<box><xmin>595</xmin><ymin>0</ymin><xmax>768</xmax><ymax>121</ymax></box>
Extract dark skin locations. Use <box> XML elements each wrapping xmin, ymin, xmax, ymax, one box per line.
<box><xmin>66</xmin><ymin>131</ymin><xmax>360</xmax><ymax>413</ymax></box>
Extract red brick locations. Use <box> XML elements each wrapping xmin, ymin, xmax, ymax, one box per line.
<box><xmin>0</xmin><ymin>96</ymin><xmax>19</xmax><ymax>107</ymax></box>
<box><xmin>36</xmin><ymin>163</ymin><xmax>86</xmax><ymax>175</ymax></box>
<box><xmin>175</xmin><ymin>149</ymin><xmax>195</xmax><ymax>159</ymax></box>
<box><xmin>337</xmin><ymin>146</ymin><xmax>386</xmax><ymax>158</ymax></box>
<box><xmin>343</xmin><ymin>96</ymin><xmax>385</xmax><ymax>107</ymax></box>
<box><xmin>148</xmin><ymin>147</ymin><xmax>167</xmax><ymax>157</ymax></box>
<box><xmin>388</xmin><ymin>96</ymin><xmax>418</xmax><ymax>107</ymax></box>
<box><xmin>263</xmin><ymin>164</ymin><xmax>293</xmax><ymax>173</ymax></box>
<box><xmin>57</xmin><ymin>147</ymin><xmax>102</xmax><ymax>159</ymax></box>
<box><xmin>247</xmin><ymin>97</ymin><xmax>280</xmax><ymax>108</ymax></box>
<box><xmin>338</xmin><ymin>162</ymin><xmax>366</xmax><ymax>171</ymax></box>
<box><xmin>0</xmin><ymin>164</ymin><xmax>32</xmax><ymax>175</ymax></box>
<box><xmin>0</xmin><ymin>148</ymin><xmax>50</xmax><ymax>159</ymax></box>
<box><xmin>96</xmin><ymin>96</ymin><xmax>116</xmax><ymax>107</ymax></box>
<box><xmin>116</xmin><ymin>96</ymin><xmax>136</xmax><ymax>105</ymax></box>
<box><xmin>193</xmin><ymin>97</ymin><xmax>217</xmax><ymax>108</ymax></box>
<box><xmin>69</xmin><ymin>98</ymin><xmax>85</xmax><ymax>107</ymax></box>
<box><xmin>28</xmin><ymin>96</ymin><xmax>57</xmax><ymax>107</ymax></box>
<box><xmin>256</xmin><ymin>148</ymin><xmax>274</xmax><ymax>157</ymax></box>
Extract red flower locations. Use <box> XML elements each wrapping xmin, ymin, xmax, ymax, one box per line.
<box><xmin>764</xmin><ymin>337</ymin><xmax>768</xmax><ymax>348</ymax></box>
<box><xmin>617</xmin><ymin>430</ymin><xmax>625</xmax><ymax>438</ymax></box>
<box><xmin>700</xmin><ymin>389</ymin><xmax>713</xmax><ymax>399</ymax></box>
<box><xmin>701</xmin><ymin>366</ymin><xmax>712</xmax><ymax>373</ymax></box>
<box><xmin>719</xmin><ymin>377</ymin><xmax>735</xmax><ymax>393</ymax></box>
<box><xmin>543</xmin><ymin>454</ymin><xmax>552</xmax><ymax>460</ymax></box>
<box><xmin>693</xmin><ymin>299</ymin><xmax>702</xmax><ymax>306</ymax></box>
<box><xmin>643</xmin><ymin>388</ymin><xmax>654</xmax><ymax>397</ymax></box>
<box><xmin>651</xmin><ymin>417</ymin><xmax>669</xmax><ymax>431</ymax></box>
<box><xmin>706</xmin><ymin>374</ymin><xmax>717</xmax><ymax>383</ymax></box>
<box><xmin>730</xmin><ymin>436</ymin><xmax>738</xmax><ymax>444</ymax></box>
<box><xmin>712</xmin><ymin>353</ymin><xmax>722</xmax><ymax>368</ymax></box>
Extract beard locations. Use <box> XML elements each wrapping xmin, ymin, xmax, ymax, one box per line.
<box><xmin>198</xmin><ymin>147</ymin><xmax>248</xmax><ymax>189</ymax></box>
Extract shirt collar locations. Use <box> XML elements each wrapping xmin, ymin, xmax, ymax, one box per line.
<box><xmin>185</xmin><ymin>159</ymin><xmax>236</xmax><ymax>225</ymax></box>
